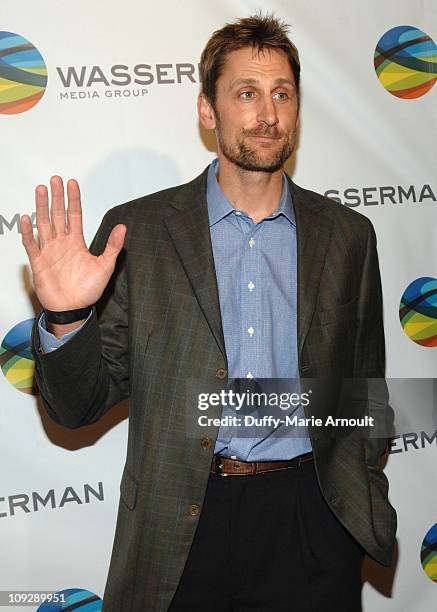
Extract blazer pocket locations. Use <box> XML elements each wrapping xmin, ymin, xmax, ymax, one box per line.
<box><xmin>120</xmin><ymin>467</ymin><xmax>138</xmax><ymax>510</ymax></box>
<box><xmin>318</xmin><ymin>296</ymin><xmax>358</xmax><ymax>326</ymax></box>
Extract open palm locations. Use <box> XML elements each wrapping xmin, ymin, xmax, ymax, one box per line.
<box><xmin>20</xmin><ymin>176</ymin><xmax>126</xmax><ymax>312</ymax></box>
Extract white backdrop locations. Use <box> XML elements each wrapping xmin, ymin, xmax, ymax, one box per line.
<box><xmin>1</xmin><ymin>1</ymin><xmax>436</xmax><ymax>610</ymax></box>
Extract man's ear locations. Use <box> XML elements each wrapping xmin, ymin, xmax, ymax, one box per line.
<box><xmin>197</xmin><ymin>93</ymin><xmax>217</xmax><ymax>130</ymax></box>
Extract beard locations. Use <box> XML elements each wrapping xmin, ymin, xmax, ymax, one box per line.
<box><xmin>215</xmin><ymin>118</ymin><xmax>295</xmax><ymax>173</ymax></box>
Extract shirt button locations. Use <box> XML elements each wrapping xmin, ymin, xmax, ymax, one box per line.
<box><xmin>235</xmin><ymin>211</ymin><xmax>242</xmax><ymax>216</ymax></box>
<box><xmin>249</xmin><ymin>238</ymin><xmax>255</xmax><ymax>248</ymax></box>
<box><xmin>201</xmin><ymin>437</ymin><xmax>213</xmax><ymax>449</ymax></box>
<box><xmin>247</xmin><ymin>326</ymin><xmax>254</xmax><ymax>336</ymax></box>
<box><xmin>248</xmin><ymin>281</ymin><xmax>255</xmax><ymax>291</ymax></box>
<box><xmin>215</xmin><ymin>368</ymin><xmax>227</xmax><ymax>379</ymax></box>
<box><xmin>189</xmin><ymin>504</ymin><xmax>200</xmax><ymax>516</ymax></box>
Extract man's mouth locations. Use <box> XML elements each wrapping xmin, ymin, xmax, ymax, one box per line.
<box><xmin>247</xmin><ymin>134</ymin><xmax>281</xmax><ymax>143</ymax></box>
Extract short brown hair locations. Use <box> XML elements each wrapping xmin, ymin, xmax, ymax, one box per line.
<box><xmin>200</xmin><ymin>13</ymin><xmax>300</xmax><ymax>106</ymax></box>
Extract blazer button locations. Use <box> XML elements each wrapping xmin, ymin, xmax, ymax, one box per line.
<box><xmin>189</xmin><ymin>504</ymin><xmax>200</xmax><ymax>516</ymax></box>
<box><xmin>215</xmin><ymin>368</ymin><xmax>227</xmax><ymax>379</ymax></box>
<box><xmin>201</xmin><ymin>437</ymin><xmax>213</xmax><ymax>449</ymax></box>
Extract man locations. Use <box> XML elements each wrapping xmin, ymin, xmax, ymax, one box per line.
<box><xmin>21</xmin><ymin>14</ymin><xmax>396</xmax><ymax>612</ymax></box>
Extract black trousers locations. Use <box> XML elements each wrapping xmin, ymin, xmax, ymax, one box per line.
<box><xmin>169</xmin><ymin>456</ymin><xmax>364</xmax><ymax>612</ymax></box>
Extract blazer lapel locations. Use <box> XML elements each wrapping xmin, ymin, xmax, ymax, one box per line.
<box><xmin>164</xmin><ymin>169</ymin><xmax>227</xmax><ymax>362</ymax></box>
<box><xmin>288</xmin><ymin>179</ymin><xmax>334</xmax><ymax>359</ymax></box>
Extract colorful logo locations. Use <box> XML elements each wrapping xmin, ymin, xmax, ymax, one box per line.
<box><xmin>0</xmin><ymin>319</ymin><xmax>38</xmax><ymax>394</ymax></box>
<box><xmin>37</xmin><ymin>588</ymin><xmax>102</xmax><ymax>611</ymax></box>
<box><xmin>374</xmin><ymin>26</ymin><xmax>437</xmax><ymax>99</ymax></box>
<box><xmin>0</xmin><ymin>31</ymin><xmax>47</xmax><ymax>114</ymax></box>
<box><xmin>399</xmin><ymin>277</ymin><xmax>437</xmax><ymax>347</ymax></box>
<box><xmin>421</xmin><ymin>523</ymin><xmax>437</xmax><ymax>582</ymax></box>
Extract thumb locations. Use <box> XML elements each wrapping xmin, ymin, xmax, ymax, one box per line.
<box><xmin>101</xmin><ymin>224</ymin><xmax>127</xmax><ymax>264</ymax></box>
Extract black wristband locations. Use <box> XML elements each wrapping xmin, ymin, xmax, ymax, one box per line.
<box><xmin>44</xmin><ymin>306</ymin><xmax>93</xmax><ymax>324</ymax></box>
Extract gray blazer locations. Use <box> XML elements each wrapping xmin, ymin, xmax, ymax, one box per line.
<box><xmin>32</xmin><ymin>166</ymin><xmax>397</xmax><ymax>611</ymax></box>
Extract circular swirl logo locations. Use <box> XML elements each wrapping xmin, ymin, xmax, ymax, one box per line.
<box><xmin>421</xmin><ymin>524</ymin><xmax>437</xmax><ymax>583</ymax></box>
<box><xmin>399</xmin><ymin>277</ymin><xmax>437</xmax><ymax>347</ymax></box>
<box><xmin>37</xmin><ymin>588</ymin><xmax>102</xmax><ymax>611</ymax></box>
<box><xmin>374</xmin><ymin>26</ymin><xmax>437</xmax><ymax>99</ymax></box>
<box><xmin>0</xmin><ymin>319</ymin><xmax>38</xmax><ymax>394</ymax></box>
<box><xmin>0</xmin><ymin>31</ymin><xmax>47</xmax><ymax>114</ymax></box>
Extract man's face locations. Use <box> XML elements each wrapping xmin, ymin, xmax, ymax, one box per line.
<box><xmin>209</xmin><ymin>46</ymin><xmax>299</xmax><ymax>173</ymax></box>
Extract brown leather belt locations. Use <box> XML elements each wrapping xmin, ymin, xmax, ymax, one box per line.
<box><xmin>210</xmin><ymin>452</ymin><xmax>314</xmax><ymax>476</ymax></box>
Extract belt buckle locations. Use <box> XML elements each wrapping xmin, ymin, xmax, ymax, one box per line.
<box><xmin>215</xmin><ymin>458</ymin><xmax>228</xmax><ymax>477</ymax></box>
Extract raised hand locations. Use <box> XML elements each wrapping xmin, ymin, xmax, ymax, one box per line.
<box><xmin>21</xmin><ymin>176</ymin><xmax>126</xmax><ymax>314</ymax></box>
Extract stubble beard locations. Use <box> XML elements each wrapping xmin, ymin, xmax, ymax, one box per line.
<box><xmin>215</xmin><ymin>117</ymin><xmax>296</xmax><ymax>173</ymax></box>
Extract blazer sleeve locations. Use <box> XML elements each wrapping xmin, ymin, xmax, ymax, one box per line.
<box><xmin>353</xmin><ymin>219</ymin><xmax>394</xmax><ymax>470</ymax></box>
<box><xmin>31</xmin><ymin>210</ymin><xmax>129</xmax><ymax>428</ymax></box>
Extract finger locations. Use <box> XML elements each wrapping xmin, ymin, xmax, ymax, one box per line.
<box><xmin>20</xmin><ymin>214</ymin><xmax>40</xmax><ymax>263</ymax></box>
<box><xmin>66</xmin><ymin>179</ymin><xmax>83</xmax><ymax>236</ymax></box>
<box><xmin>35</xmin><ymin>184</ymin><xmax>52</xmax><ymax>245</ymax></box>
<box><xmin>100</xmin><ymin>224</ymin><xmax>127</xmax><ymax>267</ymax></box>
<box><xmin>50</xmin><ymin>175</ymin><xmax>66</xmax><ymax>237</ymax></box>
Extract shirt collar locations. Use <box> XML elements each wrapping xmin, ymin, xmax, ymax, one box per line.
<box><xmin>206</xmin><ymin>157</ymin><xmax>296</xmax><ymax>228</ymax></box>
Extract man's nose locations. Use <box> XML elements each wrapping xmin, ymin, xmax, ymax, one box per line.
<box><xmin>256</xmin><ymin>95</ymin><xmax>279</xmax><ymax>127</ymax></box>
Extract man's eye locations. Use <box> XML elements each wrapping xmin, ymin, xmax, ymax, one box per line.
<box><xmin>273</xmin><ymin>92</ymin><xmax>289</xmax><ymax>101</ymax></box>
<box><xmin>239</xmin><ymin>91</ymin><xmax>255</xmax><ymax>99</ymax></box>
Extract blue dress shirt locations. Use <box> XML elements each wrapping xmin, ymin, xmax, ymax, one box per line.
<box><xmin>207</xmin><ymin>159</ymin><xmax>311</xmax><ymax>460</ymax></box>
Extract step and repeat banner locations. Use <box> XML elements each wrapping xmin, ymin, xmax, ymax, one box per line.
<box><xmin>1</xmin><ymin>1</ymin><xmax>436</xmax><ymax>610</ymax></box>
